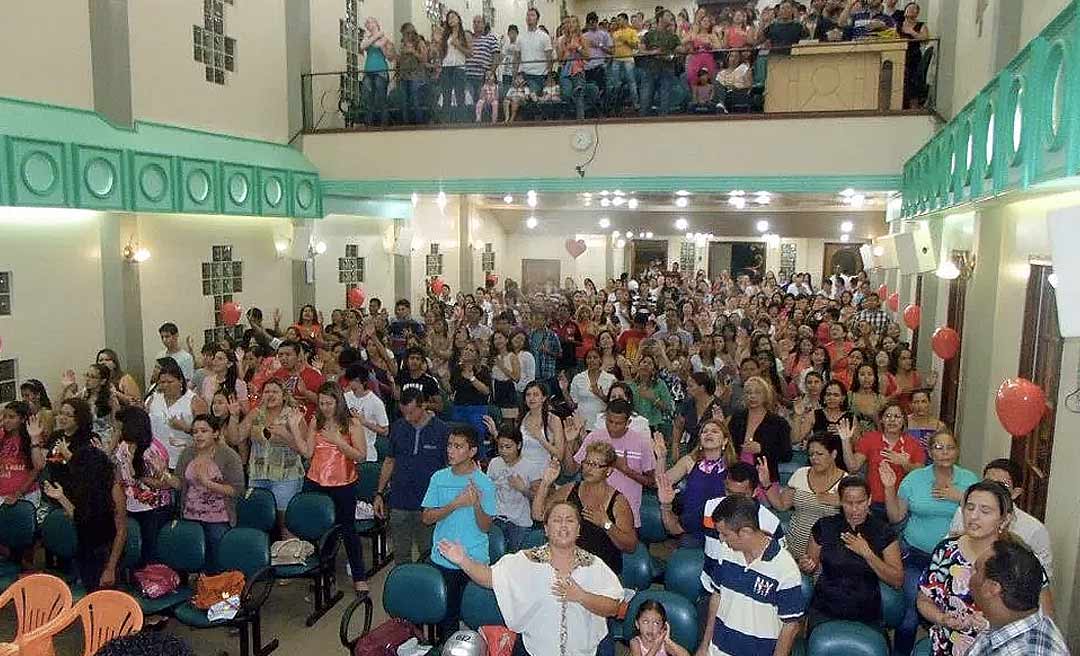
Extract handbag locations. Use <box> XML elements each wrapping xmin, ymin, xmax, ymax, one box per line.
<box><xmin>271</xmin><ymin>538</ymin><xmax>315</xmax><ymax>566</ymax></box>
<box><xmin>133</xmin><ymin>563</ymin><xmax>180</xmax><ymax>599</ymax></box>
<box><xmin>479</xmin><ymin>626</ymin><xmax>518</xmax><ymax>656</ymax></box>
<box><xmin>353</xmin><ymin>618</ymin><xmax>423</xmax><ymax>656</ymax></box>
<box><xmin>193</xmin><ymin>570</ymin><xmax>246</xmax><ymax>610</ymax></box>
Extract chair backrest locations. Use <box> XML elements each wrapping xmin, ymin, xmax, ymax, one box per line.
<box><xmin>638</xmin><ymin>494</ymin><xmax>667</xmax><ymax>544</ymax></box>
<box><xmin>461</xmin><ymin>582</ymin><xmax>504</xmax><ymax>630</ymax></box>
<box><xmin>0</xmin><ymin>573</ymin><xmax>72</xmax><ymax>640</ymax></box>
<box><xmin>879</xmin><ymin>581</ymin><xmax>905</xmax><ymax>629</ymax></box>
<box><xmin>518</xmin><ymin>529</ymin><xmax>546</xmax><ymax>550</ymax></box>
<box><xmin>40</xmin><ymin>509</ymin><xmax>79</xmax><ymax>560</ymax></box>
<box><xmin>215</xmin><ymin>528</ymin><xmax>270</xmax><ymax>577</ymax></box>
<box><xmin>236</xmin><ymin>488</ymin><xmax>277</xmax><ymax>533</ymax></box>
<box><xmin>284</xmin><ymin>492</ymin><xmax>336</xmax><ymax>542</ymax></box>
<box><xmin>622</xmin><ymin>590</ymin><xmax>698</xmax><ymax>654</ymax></box>
<box><xmin>383</xmin><ymin>564</ymin><xmax>447</xmax><ymax>626</ymax></box>
<box><xmin>488</xmin><ymin>523</ymin><xmax>506</xmax><ymax>563</ymax></box>
<box><xmin>120</xmin><ymin>518</ymin><xmax>142</xmax><ymax>571</ymax></box>
<box><xmin>663</xmin><ymin>548</ymin><xmax>705</xmax><ymax>604</ymax></box>
<box><xmin>0</xmin><ymin>501</ymin><xmax>38</xmax><ymax>551</ymax></box>
<box><xmin>807</xmin><ymin>620</ymin><xmax>888</xmax><ymax>656</ymax></box>
<box><xmin>154</xmin><ymin>520</ymin><xmax>206</xmax><ymax>573</ymax></box>
<box><xmin>355</xmin><ymin>461</ymin><xmax>381</xmax><ymax>503</ymax></box>
<box><xmin>17</xmin><ymin>590</ymin><xmax>142</xmax><ymax>656</ymax></box>
<box><xmin>912</xmin><ymin>637</ymin><xmax>932</xmax><ymax>656</ymax></box>
<box><xmin>620</xmin><ymin>543</ymin><xmax>656</xmax><ymax>591</ymax></box>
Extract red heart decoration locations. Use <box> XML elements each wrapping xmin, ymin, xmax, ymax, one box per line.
<box><xmin>565</xmin><ymin>239</ymin><xmax>587</xmax><ymax>258</ymax></box>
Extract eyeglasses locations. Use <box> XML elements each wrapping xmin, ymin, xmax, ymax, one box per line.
<box><xmin>582</xmin><ymin>460</ymin><xmax>609</xmax><ymax>469</ymax></box>
<box><xmin>931</xmin><ymin>444</ymin><xmax>957</xmax><ymax>452</ymax></box>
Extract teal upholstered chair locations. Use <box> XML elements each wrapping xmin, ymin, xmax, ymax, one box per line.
<box><xmin>663</xmin><ymin>548</ymin><xmax>705</xmax><ymax>604</ymax></box>
<box><xmin>355</xmin><ymin>461</ymin><xmax>393</xmax><ymax>577</ymax></box>
<box><xmin>638</xmin><ymin>494</ymin><xmax>668</xmax><ymax>544</ymax></box>
<box><xmin>236</xmin><ymin>487</ymin><xmax>277</xmax><ymax>534</ymax></box>
<box><xmin>807</xmin><ymin>620</ymin><xmax>888</xmax><ymax>656</ymax></box>
<box><xmin>461</xmin><ymin>581</ymin><xmax>505</xmax><ymax>629</ymax></box>
<box><xmin>621</xmin><ymin>543</ymin><xmax>657</xmax><ymax>591</ymax></box>
<box><xmin>273</xmin><ymin>492</ymin><xmax>343</xmax><ymax>626</ymax></box>
<box><xmin>622</xmin><ymin>590</ymin><xmax>699</xmax><ymax>653</ymax></box>
<box><xmin>120</xmin><ymin>519</ymin><xmax>206</xmax><ymax>615</ymax></box>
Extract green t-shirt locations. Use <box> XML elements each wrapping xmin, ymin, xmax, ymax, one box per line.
<box><xmin>643</xmin><ymin>29</ymin><xmax>681</xmax><ymax>73</ymax></box>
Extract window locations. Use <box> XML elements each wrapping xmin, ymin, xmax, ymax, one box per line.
<box><xmin>0</xmin><ymin>358</ymin><xmax>16</xmax><ymax>404</ymax></box>
<box><xmin>0</xmin><ymin>272</ymin><xmax>10</xmax><ymax>316</ymax></box>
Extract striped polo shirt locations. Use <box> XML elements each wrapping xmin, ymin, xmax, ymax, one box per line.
<box><xmin>701</xmin><ymin>495</ymin><xmax>786</xmax><ymax>591</ymax></box>
<box><xmin>702</xmin><ymin>535</ymin><xmax>806</xmax><ymax>656</ymax></box>
<box><xmin>466</xmin><ymin>32</ymin><xmax>501</xmax><ymax>78</ymax></box>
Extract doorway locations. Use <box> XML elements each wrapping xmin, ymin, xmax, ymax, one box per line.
<box><xmin>630</xmin><ymin>240</ymin><xmax>668</xmax><ymax>278</ymax></box>
<box><xmin>822</xmin><ymin>243</ymin><xmax>866</xmax><ymax>278</ymax></box>
<box><xmin>731</xmin><ymin>242</ymin><xmax>765</xmax><ymax>279</ymax></box>
<box><xmin>521</xmin><ymin>259</ymin><xmax>561</xmax><ymax>294</ymax></box>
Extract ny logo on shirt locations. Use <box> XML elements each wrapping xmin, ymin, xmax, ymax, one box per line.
<box><xmin>753</xmin><ymin>577</ymin><xmax>775</xmax><ymax>597</ymax></box>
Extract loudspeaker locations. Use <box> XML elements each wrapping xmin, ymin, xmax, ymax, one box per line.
<box><xmin>859</xmin><ymin>244</ymin><xmax>874</xmax><ymax>270</ymax></box>
<box><xmin>393</xmin><ymin>227</ymin><xmax>415</xmax><ymax>256</ymax></box>
<box><xmin>291</xmin><ymin>223</ymin><xmax>314</xmax><ymax>260</ymax></box>
<box><xmin>1048</xmin><ymin>206</ymin><xmax>1080</xmax><ymax>337</ymax></box>
<box><xmin>873</xmin><ymin>235</ymin><xmax>900</xmax><ymax>269</ymax></box>
<box><xmin>895</xmin><ymin>224</ymin><xmax>937</xmax><ymax>274</ymax></box>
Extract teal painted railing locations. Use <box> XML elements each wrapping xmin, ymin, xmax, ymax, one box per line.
<box><xmin>901</xmin><ymin>1</ymin><xmax>1079</xmax><ymax>217</ymax></box>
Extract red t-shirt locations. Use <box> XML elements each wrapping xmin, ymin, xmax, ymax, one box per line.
<box><xmin>0</xmin><ymin>430</ymin><xmax>36</xmax><ymax>498</ymax></box>
<box><xmin>856</xmin><ymin>430</ymin><xmax>926</xmax><ymax>502</ymax></box>
<box><xmin>617</xmin><ymin>329</ymin><xmax>646</xmax><ymax>362</ymax></box>
<box><xmin>273</xmin><ymin>365</ymin><xmax>326</xmax><ymax>420</ymax></box>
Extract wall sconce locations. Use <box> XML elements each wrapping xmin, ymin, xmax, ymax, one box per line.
<box><xmin>122</xmin><ymin>240</ymin><xmax>151</xmax><ymax>263</ymax></box>
<box><xmin>936</xmin><ymin>250</ymin><xmax>975</xmax><ymax>280</ymax></box>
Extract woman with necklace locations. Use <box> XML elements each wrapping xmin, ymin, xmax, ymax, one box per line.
<box><xmin>655</xmin><ymin>418</ymin><xmax>736</xmax><ymax>548</ymax></box>
<box><xmin>518</xmin><ymin>381</ymin><xmax>566</xmax><ymax>471</ymax></box>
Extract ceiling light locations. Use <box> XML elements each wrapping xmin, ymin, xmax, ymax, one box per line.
<box><xmin>612</xmin><ymin>197</ymin><xmax>626</xmax><ymax>206</ymax></box>
<box><xmin>598</xmin><ymin>217</ymin><xmax>611</xmax><ymax>228</ymax></box>
<box><xmin>728</xmin><ymin>189</ymin><xmax>745</xmax><ymax>196</ymax></box>
<box><xmin>638</xmin><ymin>231</ymin><xmax>646</xmax><ymax>238</ymax></box>
<box><xmin>627</xmin><ymin>198</ymin><xmax>639</xmax><ymax>209</ymax></box>
<box><xmin>601</xmin><ymin>198</ymin><xmax>611</xmax><ymax>207</ymax></box>
<box><xmin>645</xmin><ymin>231</ymin><xmax>654</xmax><ymax>238</ymax></box>
<box><xmin>525</xmin><ymin>216</ymin><xmax>538</xmax><ymax>229</ymax></box>
<box><xmin>936</xmin><ymin>259</ymin><xmax>961</xmax><ymax>280</ymax></box>
<box><xmin>840</xmin><ymin>221</ymin><xmax>854</xmax><ymax>233</ymax></box>
<box><xmin>527</xmin><ymin>195</ymin><xmax>537</xmax><ymax>208</ymax></box>
<box><xmin>756</xmin><ymin>220</ymin><xmax>770</xmax><ymax>233</ymax></box>
<box><xmin>728</xmin><ymin>197</ymin><xmax>746</xmax><ymax>209</ymax></box>
<box><xmin>314</xmin><ymin>241</ymin><xmax>328</xmax><ymax>255</ymax></box>
<box><xmin>849</xmin><ymin>194</ymin><xmax>866</xmax><ymax>209</ymax></box>
<box><xmin>611</xmin><ymin>230</ymin><xmax>620</xmax><ymax>238</ymax></box>
<box><xmin>616</xmin><ymin>238</ymin><xmax>626</xmax><ymax>248</ymax></box>
<box><xmin>613</xmin><ymin>190</ymin><xmax>625</xmax><ymax>196</ymax></box>
<box><xmin>583</xmin><ymin>192</ymin><xmax>593</xmax><ymax>199</ymax></box>
<box><xmin>583</xmin><ymin>199</ymin><xmax>592</xmax><ymax>206</ymax></box>
<box><xmin>526</xmin><ymin>189</ymin><xmax>536</xmax><ymax>197</ymax></box>
<box><xmin>503</xmin><ymin>194</ymin><xmax>513</xmax><ymax>204</ymax></box>
<box><xmin>755</xmin><ymin>195</ymin><xmax>771</xmax><ymax>205</ymax></box>
<box><xmin>599</xmin><ymin>190</ymin><xmax>610</xmax><ymax>196</ymax></box>
<box><xmin>675</xmin><ymin>190</ymin><xmax>691</xmax><ymax>196</ymax></box>
<box><xmin>674</xmin><ymin>218</ymin><xmax>688</xmax><ymax>230</ymax></box>
<box><xmin>1047</xmin><ymin>273</ymin><xmax>1059</xmax><ymax>288</ymax></box>
<box><xmin>840</xmin><ymin>234</ymin><xmax>850</xmax><ymax>243</ymax></box>
<box><xmin>123</xmin><ymin>242</ymin><xmax>151</xmax><ymax>263</ymax></box>
<box><xmin>625</xmin><ymin>231</ymin><xmax>633</xmax><ymax>238</ymax></box>
<box><xmin>675</xmin><ymin>197</ymin><xmax>689</xmax><ymax>208</ymax></box>
<box><xmin>411</xmin><ymin>192</ymin><xmax>419</xmax><ymax>206</ymax></box>
<box><xmin>840</xmin><ymin>188</ymin><xmax>856</xmax><ymax>197</ymax></box>
<box><xmin>436</xmin><ymin>191</ymin><xmax>448</xmax><ymax>210</ymax></box>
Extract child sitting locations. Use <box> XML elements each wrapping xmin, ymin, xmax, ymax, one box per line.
<box><xmin>689</xmin><ymin>67</ymin><xmax>716</xmax><ymax>112</ymax></box>
<box><xmin>475</xmin><ymin>70</ymin><xmax>500</xmax><ymax>123</ymax></box>
<box><xmin>503</xmin><ymin>72</ymin><xmax>535</xmax><ymax>123</ymax></box>
<box><xmin>539</xmin><ymin>72</ymin><xmax>562</xmax><ymax>103</ymax></box>
<box><xmin>630</xmin><ymin>600</ymin><xmax>691</xmax><ymax>656</ymax></box>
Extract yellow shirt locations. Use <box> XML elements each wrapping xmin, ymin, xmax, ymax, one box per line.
<box><xmin>612</xmin><ymin>27</ymin><xmax>639</xmax><ymax>60</ymax></box>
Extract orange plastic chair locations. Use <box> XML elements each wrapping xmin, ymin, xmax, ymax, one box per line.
<box><xmin>0</xmin><ymin>573</ymin><xmax>73</xmax><ymax>648</ymax></box>
<box><xmin>19</xmin><ymin>590</ymin><xmax>143</xmax><ymax>656</ymax></box>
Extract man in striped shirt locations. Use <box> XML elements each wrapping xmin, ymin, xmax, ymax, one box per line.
<box><xmin>699</xmin><ymin>496</ymin><xmax>805</xmax><ymax>656</ymax></box>
<box><xmin>467</xmin><ymin>15</ymin><xmax>501</xmax><ymax>109</ymax></box>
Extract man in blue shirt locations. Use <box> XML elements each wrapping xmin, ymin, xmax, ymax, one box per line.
<box><xmin>422</xmin><ymin>424</ymin><xmax>496</xmax><ymax>638</ymax></box>
<box><xmin>528</xmin><ymin>309</ymin><xmax>562</xmax><ymax>394</ymax></box>
<box><xmin>840</xmin><ymin>0</ymin><xmax>896</xmax><ymax>40</ymax></box>
<box><xmin>374</xmin><ymin>388</ymin><xmax>449</xmax><ymax>563</ymax></box>
<box><xmin>387</xmin><ymin>298</ymin><xmax>425</xmax><ymax>361</ymax></box>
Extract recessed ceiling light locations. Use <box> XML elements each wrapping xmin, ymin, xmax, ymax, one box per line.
<box><xmin>729</xmin><ymin>189</ymin><xmax>745</xmax><ymax>196</ymax></box>
<box><xmin>755</xmin><ymin>194</ymin><xmax>771</xmax><ymax>205</ymax></box>
<box><xmin>840</xmin><ymin>233</ymin><xmax>850</xmax><ymax>242</ymax></box>
<box><xmin>503</xmin><ymin>194</ymin><xmax>513</xmax><ymax>203</ymax></box>
<box><xmin>436</xmin><ymin>191</ymin><xmax>448</xmax><ymax>210</ymax></box>
<box><xmin>840</xmin><ymin>221</ymin><xmax>854</xmax><ymax>233</ymax></box>
<box><xmin>840</xmin><ymin>188</ymin><xmax>856</xmax><ymax>197</ymax></box>
<box><xmin>849</xmin><ymin>194</ymin><xmax>866</xmax><ymax>209</ymax></box>
<box><xmin>625</xmin><ymin>231</ymin><xmax>633</xmax><ymax>238</ymax></box>
<box><xmin>612</xmin><ymin>197</ymin><xmax>626</xmax><ymax>207</ymax></box>
<box><xmin>601</xmin><ymin>198</ymin><xmax>611</xmax><ymax>207</ymax></box>
<box><xmin>599</xmin><ymin>190</ymin><xmax>610</xmax><ymax>196</ymax></box>
<box><xmin>584</xmin><ymin>199</ymin><xmax>592</xmax><ymax>206</ymax></box>
<box><xmin>675</xmin><ymin>197</ymin><xmax>689</xmax><ymax>208</ymax></box>
<box><xmin>645</xmin><ymin>231</ymin><xmax>654</xmax><ymax>238</ymax></box>
<box><xmin>526</xmin><ymin>189</ymin><xmax>537</xmax><ymax>197</ymax></box>
<box><xmin>411</xmin><ymin>192</ymin><xmax>419</xmax><ymax>206</ymax></box>
<box><xmin>627</xmin><ymin>198</ymin><xmax>639</xmax><ymax>209</ymax></box>
<box><xmin>675</xmin><ymin>190</ymin><xmax>691</xmax><ymax>196</ymax></box>
<box><xmin>583</xmin><ymin>192</ymin><xmax>593</xmax><ymax>199</ymax></box>
<box><xmin>638</xmin><ymin>231</ymin><xmax>646</xmax><ymax>238</ymax></box>
<box><xmin>599</xmin><ymin>217</ymin><xmax>611</xmax><ymax>228</ymax></box>
<box><xmin>674</xmin><ymin>218</ymin><xmax>688</xmax><ymax>230</ymax></box>
<box><xmin>756</xmin><ymin>220</ymin><xmax>770</xmax><ymax>233</ymax></box>
<box><xmin>611</xmin><ymin>230</ymin><xmax>620</xmax><ymax>238</ymax></box>
<box><xmin>613</xmin><ymin>190</ymin><xmax>625</xmax><ymax>196</ymax></box>
<box><xmin>525</xmin><ymin>216</ymin><xmax>538</xmax><ymax>229</ymax></box>
<box><xmin>527</xmin><ymin>195</ymin><xmax>537</xmax><ymax>208</ymax></box>
<box><xmin>729</xmin><ymin>197</ymin><xmax>746</xmax><ymax>209</ymax></box>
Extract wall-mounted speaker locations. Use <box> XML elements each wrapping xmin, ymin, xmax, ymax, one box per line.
<box><xmin>1048</xmin><ymin>206</ymin><xmax>1080</xmax><ymax>337</ymax></box>
<box><xmin>895</xmin><ymin>224</ymin><xmax>937</xmax><ymax>274</ymax></box>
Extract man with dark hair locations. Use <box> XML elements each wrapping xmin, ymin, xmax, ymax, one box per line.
<box><xmin>344</xmin><ymin>363</ymin><xmax>388</xmax><ymax>463</ymax></box>
<box><xmin>583</xmin><ymin>11</ymin><xmax>612</xmax><ymax>99</ymax></box>
<box><xmin>701</xmin><ymin>495</ymin><xmax>805</xmax><ymax>656</ymax></box>
<box><xmin>949</xmin><ymin>458</ymin><xmax>1054</xmax><ymax>578</ymax></box>
<box><xmin>467</xmin><ymin>15</ymin><xmax>501</xmax><ymax>106</ymax></box>
<box><xmin>375</xmin><ymin>388</ymin><xmax>450</xmax><ymax>563</ymax></box>
<box><xmin>853</xmin><ymin>289</ymin><xmax>890</xmax><ymax>335</ymax></box>
<box><xmin>156</xmin><ymin>321</ymin><xmax>194</xmax><ymax>383</ymax></box>
<box><xmin>515</xmin><ymin>6</ymin><xmax>554</xmax><ymax>94</ymax></box>
<box><xmin>272</xmin><ymin>340</ymin><xmax>325</xmax><ymax>419</ymax></box>
<box><xmin>387</xmin><ymin>299</ymin><xmax>424</xmax><ymax>360</ymax></box>
<box><xmin>393</xmin><ymin>346</ymin><xmax>444</xmax><ymax>414</ymax></box>
<box><xmin>967</xmin><ymin>540</ymin><xmax>1068</xmax><ymax>656</ymax></box>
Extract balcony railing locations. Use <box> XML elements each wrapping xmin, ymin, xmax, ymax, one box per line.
<box><xmin>302</xmin><ymin>38</ymin><xmax>938</xmax><ymax>133</ymax></box>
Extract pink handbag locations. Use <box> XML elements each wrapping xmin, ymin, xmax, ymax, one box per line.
<box><xmin>133</xmin><ymin>563</ymin><xmax>180</xmax><ymax>598</ymax></box>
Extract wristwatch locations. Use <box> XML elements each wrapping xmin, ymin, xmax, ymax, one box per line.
<box><xmin>603</xmin><ymin>520</ymin><xmax>613</xmax><ymax>531</ymax></box>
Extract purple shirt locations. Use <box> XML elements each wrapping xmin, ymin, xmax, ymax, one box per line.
<box><xmin>583</xmin><ymin>29</ymin><xmax>612</xmax><ymax>70</ymax></box>
<box><xmin>574</xmin><ymin>427</ymin><xmax>656</xmax><ymax>526</ymax></box>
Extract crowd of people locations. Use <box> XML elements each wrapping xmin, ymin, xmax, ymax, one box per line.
<box><xmin>0</xmin><ymin>261</ymin><xmax>1068</xmax><ymax>656</ymax></box>
<box><xmin>344</xmin><ymin>0</ymin><xmax>932</xmax><ymax>127</ymax></box>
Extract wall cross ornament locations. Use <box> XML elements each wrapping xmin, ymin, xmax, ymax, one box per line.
<box><xmin>193</xmin><ymin>0</ymin><xmax>236</xmax><ymax>85</ymax></box>
<box><xmin>201</xmin><ymin>244</ymin><xmax>245</xmax><ymax>345</ymax></box>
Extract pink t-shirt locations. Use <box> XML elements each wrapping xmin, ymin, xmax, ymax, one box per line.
<box><xmin>0</xmin><ymin>429</ymin><xmax>36</xmax><ymax>498</ymax></box>
<box><xmin>574</xmin><ymin>427</ymin><xmax>656</xmax><ymax>527</ymax></box>
<box><xmin>183</xmin><ymin>458</ymin><xmax>230</xmax><ymax>523</ymax></box>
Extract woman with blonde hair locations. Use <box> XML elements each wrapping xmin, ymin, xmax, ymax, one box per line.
<box><xmin>727</xmin><ymin>375</ymin><xmax>791</xmax><ymax>483</ymax></box>
<box><xmin>655</xmin><ymin>418</ymin><xmax>737</xmax><ymax>548</ymax></box>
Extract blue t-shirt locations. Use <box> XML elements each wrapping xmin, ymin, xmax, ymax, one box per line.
<box><xmin>847</xmin><ymin>10</ymin><xmax>895</xmax><ymax>39</ymax></box>
<box><xmin>387</xmin><ymin>416</ymin><xmax>449</xmax><ymax>510</ymax></box>
<box><xmin>898</xmin><ymin>465</ymin><xmax>979</xmax><ymax>554</ymax></box>
<box><xmin>423</xmin><ymin>467</ymin><xmax>497</xmax><ymax>569</ymax></box>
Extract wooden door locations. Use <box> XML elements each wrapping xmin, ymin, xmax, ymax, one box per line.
<box><xmin>521</xmin><ymin>259</ymin><xmax>561</xmax><ymax>294</ymax></box>
<box><xmin>1009</xmin><ymin>264</ymin><xmax>1062</xmax><ymax>521</ymax></box>
<box><xmin>822</xmin><ymin>243</ymin><xmax>866</xmax><ymax>278</ymax></box>
<box><xmin>938</xmin><ymin>263</ymin><xmax>967</xmax><ymax>431</ymax></box>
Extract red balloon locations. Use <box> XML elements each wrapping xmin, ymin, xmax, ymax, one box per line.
<box><xmin>995</xmin><ymin>377</ymin><xmax>1047</xmax><ymax>436</ymax></box>
<box><xmin>902</xmin><ymin>304</ymin><xmax>921</xmax><ymax>330</ymax></box>
<box><xmin>347</xmin><ymin>286</ymin><xmax>365</xmax><ymax>309</ymax></box>
<box><xmin>876</xmin><ymin>284</ymin><xmax>888</xmax><ymax>300</ymax></box>
<box><xmin>221</xmin><ymin>301</ymin><xmax>242</xmax><ymax>326</ymax></box>
<box><xmin>887</xmin><ymin>292</ymin><xmax>900</xmax><ymax>312</ymax></box>
<box><xmin>431</xmin><ymin>277</ymin><xmax>445</xmax><ymax>295</ymax></box>
<box><xmin>931</xmin><ymin>327</ymin><xmax>960</xmax><ymax>359</ymax></box>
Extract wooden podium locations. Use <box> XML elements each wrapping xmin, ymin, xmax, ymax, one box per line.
<box><xmin>764</xmin><ymin>40</ymin><xmax>908</xmax><ymax>113</ymax></box>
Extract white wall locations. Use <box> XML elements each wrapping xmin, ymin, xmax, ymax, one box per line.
<box><xmin>128</xmin><ymin>0</ymin><xmax>290</xmax><ymax>142</ymax></box>
<box><xmin>0</xmin><ymin>3</ymin><xmax>94</xmax><ymax>108</ymax></box>
<box><xmin>311</xmin><ymin>214</ymin><xmax>397</xmax><ymax>314</ymax></box>
<box><xmin>1021</xmin><ymin>0</ymin><xmax>1071</xmax><ymax>44</ymax></box>
<box><xmin>0</xmin><ymin>209</ymin><xmax>106</xmax><ymax>398</ymax></box>
<box><xmin>505</xmin><ymin>233</ymin><xmax>610</xmax><ymax>287</ymax></box>
<box><xmin>467</xmin><ymin>207</ymin><xmax>509</xmax><ymax>292</ymax></box>
<box><xmin>136</xmin><ymin>213</ymin><xmax>294</xmax><ymax>381</ymax></box>
<box><xmin>407</xmin><ymin>198</ymin><xmax>463</xmax><ymax>306</ymax></box>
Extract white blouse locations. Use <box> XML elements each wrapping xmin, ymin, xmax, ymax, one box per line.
<box><xmin>491</xmin><ymin>546</ymin><xmax>622</xmax><ymax>656</ymax></box>
<box><xmin>514</xmin><ymin>351</ymin><xmax>536</xmax><ymax>393</ymax></box>
<box><xmin>147</xmin><ymin>389</ymin><xmax>197</xmax><ymax>468</ymax></box>
<box><xmin>569</xmin><ymin>370</ymin><xmax>616</xmax><ymax>431</ymax></box>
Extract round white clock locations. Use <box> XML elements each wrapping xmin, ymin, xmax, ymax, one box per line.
<box><xmin>571</xmin><ymin>128</ymin><xmax>594</xmax><ymax>151</ymax></box>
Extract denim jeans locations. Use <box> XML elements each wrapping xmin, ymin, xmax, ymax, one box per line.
<box><xmin>493</xmin><ymin>518</ymin><xmax>531</xmax><ymax>553</ymax></box>
<box><xmin>608</xmin><ymin>60</ymin><xmax>638</xmax><ymax>107</ymax></box>
<box><xmin>440</xmin><ymin>66</ymin><xmax>468</xmax><ymax>121</ymax></box>
<box><xmin>195</xmin><ymin>520</ymin><xmax>230</xmax><ymax>573</ymax></box>
<box><xmin>399</xmin><ymin>79</ymin><xmax>426</xmax><ymax>124</ymax></box>
<box><xmin>524</xmin><ymin>73</ymin><xmax>547</xmax><ymax>96</ymax></box>
<box><xmin>894</xmin><ymin>544</ymin><xmax>932</xmax><ymax>656</ymax></box>
<box><xmin>560</xmin><ymin>73</ymin><xmax>587</xmax><ymax>119</ymax></box>
<box><xmin>361</xmin><ymin>72</ymin><xmax>389</xmax><ymax>126</ymax></box>
<box><xmin>641</xmin><ymin>67</ymin><xmax>675</xmax><ymax>116</ymax></box>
